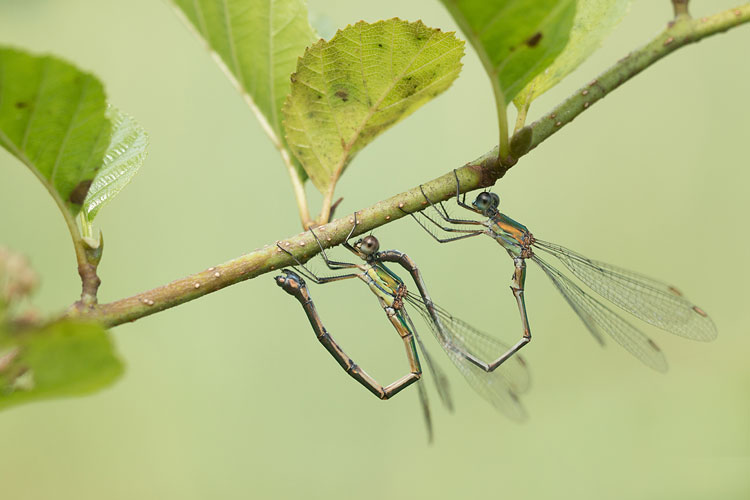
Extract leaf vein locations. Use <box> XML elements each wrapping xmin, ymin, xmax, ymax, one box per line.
<box><xmin>220</xmin><ymin>0</ymin><xmax>247</xmax><ymax>91</ymax></box>
<box><xmin>50</xmin><ymin>76</ymin><xmax>91</xmax><ymax>186</ymax></box>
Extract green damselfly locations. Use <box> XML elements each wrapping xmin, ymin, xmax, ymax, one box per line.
<box><xmin>407</xmin><ymin>171</ymin><xmax>717</xmax><ymax>373</ymax></box>
<box><xmin>275</xmin><ymin>219</ymin><xmax>531</xmax><ymax>437</ymax></box>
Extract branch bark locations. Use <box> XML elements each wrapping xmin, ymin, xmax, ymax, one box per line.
<box><xmin>67</xmin><ymin>3</ymin><xmax>750</xmax><ymax>328</ymax></box>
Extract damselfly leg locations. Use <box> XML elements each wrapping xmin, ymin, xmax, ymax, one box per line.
<box><xmin>277</xmin><ymin>224</ymin><xmax>529</xmax><ymax>422</ymax></box>
<box><xmin>276</xmin><ymin>228</ymin><xmax>424</xmax><ymax>402</ymax></box>
<box><xmin>275</xmin><ymin>269</ymin><xmax>422</xmax><ymax>399</ymax></box>
<box><xmin>402</xmin><ymin>178</ymin><xmax>534</xmax><ymax>371</ymax></box>
<box><xmin>408</xmin><ymin>169</ymin><xmax>716</xmax><ymax>371</ymax></box>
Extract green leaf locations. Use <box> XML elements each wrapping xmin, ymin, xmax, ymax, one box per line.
<box><xmin>0</xmin><ymin>47</ymin><xmax>111</xmax><ymax>215</ymax></box>
<box><xmin>282</xmin><ymin>19</ymin><xmax>465</xmax><ymax>194</ymax></box>
<box><xmin>515</xmin><ymin>0</ymin><xmax>631</xmax><ymax>107</ymax></box>
<box><xmin>171</xmin><ymin>0</ymin><xmax>317</xmax><ymax>180</ymax></box>
<box><xmin>440</xmin><ymin>0</ymin><xmax>576</xmax><ymax>104</ymax></box>
<box><xmin>82</xmin><ymin>106</ymin><xmax>149</xmax><ymax>222</ymax></box>
<box><xmin>0</xmin><ymin>320</ymin><xmax>123</xmax><ymax>411</ymax></box>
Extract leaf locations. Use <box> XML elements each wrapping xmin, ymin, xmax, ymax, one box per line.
<box><xmin>440</xmin><ymin>0</ymin><xmax>576</xmax><ymax>104</ymax></box>
<box><xmin>0</xmin><ymin>47</ymin><xmax>111</xmax><ymax>215</ymax></box>
<box><xmin>82</xmin><ymin>106</ymin><xmax>149</xmax><ymax>222</ymax></box>
<box><xmin>0</xmin><ymin>320</ymin><xmax>124</xmax><ymax>411</ymax></box>
<box><xmin>515</xmin><ymin>0</ymin><xmax>631</xmax><ymax>107</ymax></box>
<box><xmin>282</xmin><ymin>19</ymin><xmax>465</xmax><ymax>193</ymax></box>
<box><xmin>171</xmin><ymin>0</ymin><xmax>317</xmax><ymax>180</ymax></box>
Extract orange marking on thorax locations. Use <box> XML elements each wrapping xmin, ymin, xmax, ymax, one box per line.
<box><xmin>492</xmin><ymin>220</ymin><xmax>526</xmax><ymax>245</ymax></box>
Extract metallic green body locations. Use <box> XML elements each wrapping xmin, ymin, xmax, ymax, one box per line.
<box><xmin>485</xmin><ymin>212</ymin><xmax>532</xmax><ymax>259</ymax></box>
<box><xmin>360</xmin><ymin>261</ymin><xmax>421</xmax><ymax>373</ymax></box>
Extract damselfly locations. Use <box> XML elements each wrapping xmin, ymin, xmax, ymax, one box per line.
<box><xmin>407</xmin><ymin>171</ymin><xmax>717</xmax><ymax>373</ymax></box>
<box><xmin>275</xmin><ymin>268</ymin><xmax>444</xmax><ymax>439</ymax></box>
<box><xmin>275</xmin><ymin>219</ymin><xmax>531</xmax><ymax>436</ymax></box>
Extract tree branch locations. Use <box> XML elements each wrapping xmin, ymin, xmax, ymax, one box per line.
<box><xmin>71</xmin><ymin>157</ymin><xmax>497</xmax><ymax>327</ymax></box>
<box><xmin>67</xmin><ymin>3</ymin><xmax>750</xmax><ymax>328</ymax></box>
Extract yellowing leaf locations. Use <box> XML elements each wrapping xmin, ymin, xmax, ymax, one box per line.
<box><xmin>283</xmin><ymin>19</ymin><xmax>464</xmax><ymax>193</ymax></box>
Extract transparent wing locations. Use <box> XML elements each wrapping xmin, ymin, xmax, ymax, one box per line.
<box><xmin>442</xmin><ymin>342</ymin><xmax>528</xmax><ymax>422</ymax></box>
<box><xmin>533</xmin><ymin>254</ymin><xmax>668</xmax><ymax>373</ymax></box>
<box><xmin>415</xmin><ymin>378</ymin><xmax>434</xmax><ymax>443</ymax></box>
<box><xmin>403</xmin><ymin>309</ymin><xmax>454</xmax><ymax>412</ymax></box>
<box><xmin>405</xmin><ymin>292</ymin><xmax>529</xmax><ymax>421</ymax></box>
<box><xmin>406</xmin><ymin>292</ymin><xmax>531</xmax><ymax>394</ymax></box>
<box><xmin>534</xmin><ymin>239</ymin><xmax>717</xmax><ymax>341</ymax></box>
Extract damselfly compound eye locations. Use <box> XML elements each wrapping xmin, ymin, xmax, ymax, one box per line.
<box><xmin>489</xmin><ymin>193</ymin><xmax>500</xmax><ymax>208</ymax></box>
<box><xmin>474</xmin><ymin>192</ymin><xmax>493</xmax><ymax>211</ymax></box>
<box><xmin>360</xmin><ymin>235</ymin><xmax>380</xmax><ymax>254</ymax></box>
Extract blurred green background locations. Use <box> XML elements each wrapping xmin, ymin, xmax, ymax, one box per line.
<box><xmin>1</xmin><ymin>1</ymin><xmax>749</xmax><ymax>498</ymax></box>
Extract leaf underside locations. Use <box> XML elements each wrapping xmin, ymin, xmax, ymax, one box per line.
<box><xmin>283</xmin><ymin>19</ymin><xmax>465</xmax><ymax>193</ymax></box>
<box><xmin>171</xmin><ymin>0</ymin><xmax>317</xmax><ymax>180</ymax></box>
<box><xmin>0</xmin><ymin>320</ymin><xmax>124</xmax><ymax>411</ymax></box>
<box><xmin>0</xmin><ymin>47</ymin><xmax>111</xmax><ymax>215</ymax></box>
<box><xmin>440</xmin><ymin>0</ymin><xmax>576</xmax><ymax>104</ymax></box>
<box><xmin>83</xmin><ymin>105</ymin><xmax>149</xmax><ymax>221</ymax></box>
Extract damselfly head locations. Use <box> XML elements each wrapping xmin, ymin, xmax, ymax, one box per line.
<box><xmin>274</xmin><ymin>269</ymin><xmax>304</xmax><ymax>293</ymax></box>
<box><xmin>355</xmin><ymin>235</ymin><xmax>380</xmax><ymax>256</ymax></box>
<box><xmin>473</xmin><ymin>192</ymin><xmax>500</xmax><ymax>213</ymax></box>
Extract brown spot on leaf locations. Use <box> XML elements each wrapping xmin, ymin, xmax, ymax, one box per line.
<box><xmin>15</xmin><ymin>101</ymin><xmax>28</xmax><ymax>109</ymax></box>
<box><xmin>335</xmin><ymin>90</ymin><xmax>349</xmax><ymax>102</ymax></box>
<box><xmin>525</xmin><ymin>32</ymin><xmax>543</xmax><ymax>48</ymax></box>
<box><xmin>68</xmin><ymin>180</ymin><xmax>92</xmax><ymax>205</ymax></box>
